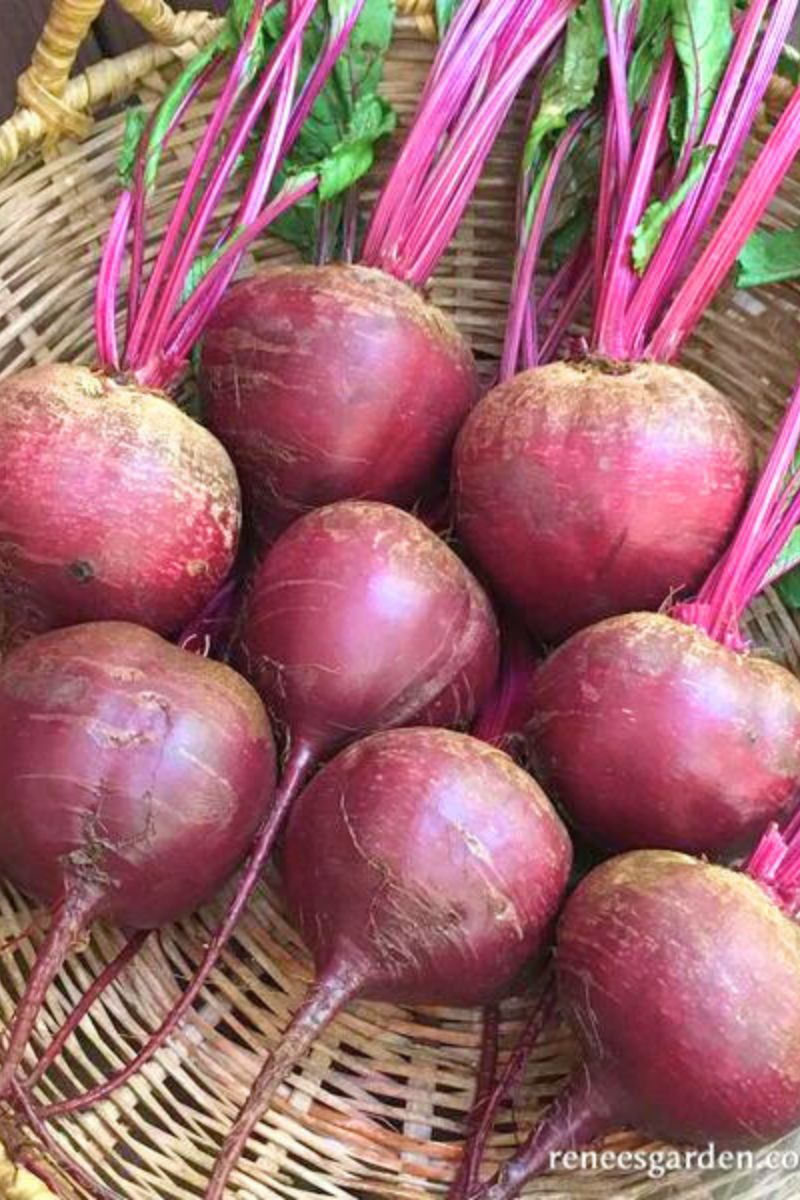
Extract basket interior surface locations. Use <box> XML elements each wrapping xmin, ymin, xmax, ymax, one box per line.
<box><xmin>2</xmin><ymin>16</ymin><xmax>800</xmax><ymax>1200</ymax></box>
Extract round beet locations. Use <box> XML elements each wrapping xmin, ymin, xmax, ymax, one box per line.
<box><xmin>472</xmin><ymin>846</ymin><xmax>800</xmax><ymax>1200</ymax></box>
<box><xmin>453</xmin><ymin>362</ymin><xmax>753</xmax><ymax>645</ymax></box>
<box><xmin>200</xmin><ymin>264</ymin><xmax>479</xmax><ymax>545</ymax></box>
<box><xmin>0</xmin><ymin>621</ymin><xmax>275</xmax><ymax>1100</ymax></box>
<box><xmin>284</xmin><ymin>728</ymin><xmax>571</xmax><ymax>1007</ymax></box>
<box><xmin>205</xmin><ymin>727</ymin><xmax>573</xmax><ymax>1197</ymax></box>
<box><xmin>528</xmin><ymin>612</ymin><xmax>800</xmax><ymax>856</ymax></box>
<box><xmin>0</xmin><ymin>364</ymin><xmax>241</xmax><ymax>644</ymax></box>
<box><xmin>239</xmin><ymin>500</ymin><xmax>500</xmax><ymax>770</ymax></box>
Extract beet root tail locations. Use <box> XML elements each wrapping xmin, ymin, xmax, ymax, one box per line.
<box><xmin>42</xmin><ymin>745</ymin><xmax>314</xmax><ymax>1120</ymax></box>
<box><xmin>204</xmin><ymin>956</ymin><xmax>365</xmax><ymax>1200</ymax></box>
<box><xmin>0</xmin><ymin>886</ymin><xmax>99</xmax><ymax>1102</ymax></box>
<box><xmin>26</xmin><ymin>929</ymin><xmax>149</xmax><ymax>1090</ymax></box>
<box><xmin>467</xmin><ymin>1067</ymin><xmax>616</xmax><ymax>1200</ymax></box>
<box><xmin>453</xmin><ymin>985</ymin><xmax>554</xmax><ymax>1198</ymax></box>
<box><xmin>448</xmin><ymin>1004</ymin><xmax>500</xmax><ymax>1200</ymax></box>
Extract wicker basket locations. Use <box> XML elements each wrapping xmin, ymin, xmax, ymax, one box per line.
<box><xmin>2</xmin><ymin>3</ymin><xmax>800</xmax><ymax>1198</ymax></box>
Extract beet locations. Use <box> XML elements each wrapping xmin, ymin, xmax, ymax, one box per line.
<box><xmin>0</xmin><ymin>365</ymin><xmax>241</xmax><ymax>644</ymax></box>
<box><xmin>0</xmin><ymin>622</ymin><xmax>275</xmax><ymax>1101</ymax></box>
<box><xmin>199</xmin><ymin>264</ymin><xmax>478</xmax><ymax>545</ymax></box>
<box><xmin>469</xmin><ymin>844</ymin><xmax>800</xmax><ymax>1200</ymax></box>
<box><xmin>204</xmin><ymin>727</ymin><xmax>573</xmax><ymax>1198</ymax></box>
<box><xmin>453</xmin><ymin>362</ymin><xmax>754</xmax><ymax>646</ymax></box>
<box><xmin>38</xmin><ymin>499</ymin><xmax>499</xmax><ymax>1121</ymax></box>
<box><xmin>527</xmin><ymin>611</ymin><xmax>800</xmax><ymax>856</ymax></box>
<box><xmin>239</xmin><ymin>500</ymin><xmax>501</xmax><ymax>770</ymax></box>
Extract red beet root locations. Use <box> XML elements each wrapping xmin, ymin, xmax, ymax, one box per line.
<box><xmin>205</xmin><ymin>727</ymin><xmax>573</xmax><ymax>1198</ymax></box>
<box><xmin>239</xmin><ymin>500</ymin><xmax>500</xmax><ymax>766</ymax></box>
<box><xmin>199</xmin><ymin>264</ymin><xmax>478</xmax><ymax>544</ymax></box>
<box><xmin>528</xmin><ymin>612</ymin><xmax>800</xmax><ymax>856</ymax></box>
<box><xmin>453</xmin><ymin>362</ymin><xmax>753</xmax><ymax>646</ymax></box>
<box><xmin>0</xmin><ymin>622</ymin><xmax>275</xmax><ymax>1100</ymax></box>
<box><xmin>0</xmin><ymin>365</ymin><xmax>241</xmax><ymax>643</ymax></box>
<box><xmin>470</xmin><ymin>846</ymin><xmax>800</xmax><ymax>1200</ymax></box>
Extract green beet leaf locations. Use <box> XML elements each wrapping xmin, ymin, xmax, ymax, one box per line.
<box><xmin>669</xmin><ymin>0</ymin><xmax>734</xmax><ymax>153</ymax></box>
<box><xmin>632</xmin><ymin>145</ymin><xmax>714</xmax><ymax>273</ymax></box>
<box><xmin>737</xmin><ymin>227</ymin><xmax>800</xmax><ymax>289</ymax></box>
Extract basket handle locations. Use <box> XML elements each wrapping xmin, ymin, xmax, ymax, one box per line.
<box><xmin>116</xmin><ymin>0</ymin><xmax>216</xmax><ymax>46</ymax></box>
<box><xmin>15</xmin><ymin>0</ymin><xmax>206</xmax><ymax>141</ymax></box>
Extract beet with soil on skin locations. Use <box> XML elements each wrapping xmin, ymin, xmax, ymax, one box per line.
<box><xmin>469</xmin><ymin>845</ymin><xmax>800</xmax><ymax>1200</ymax></box>
<box><xmin>200</xmin><ymin>264</ymin><xmax>479</xmax><ymax>545</ymax></box>
<box><xmin>284</xmin><ymin>729</ymin><xmax>572</xmax><ymax>1007</ymax></box>
<box><xmin>204</xmin><ymin>726</ymin><xmax>573</xmax><ymax>1198</ymax></box>
<box><xmin>453</xmin><ymin>362</ymin><xmax>754</xmax><ymax>646</ymax></box>
<box><xmin>0</xmin><ymin>364</ymin><xmax>241</xmax><ymax>644</ymax></box>
<box><xmin>238</xmin><ymin>499</ymin><xmax>501</xmax><ymax>770</ymax></box>
<box><xmin>0</xmin><ymin>621</ymin><xmax>276</xmax><ymax>1101</ymax></box>
<box><xmin>527</xmin><ymin>611</ymin><xmax>800</xmax><ymax>856</ymax></box>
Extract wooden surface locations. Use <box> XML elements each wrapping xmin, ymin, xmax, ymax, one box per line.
<box><xmin>0</xmin><ymin>0</ymin><xmax>221</xmax><ymax>120</ymax></box>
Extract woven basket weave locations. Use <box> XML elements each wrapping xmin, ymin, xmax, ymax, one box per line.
<box><xmin>1</xmin><ymin>3</ymin><xmax>800</xmax><ymax>1197</ymax></box>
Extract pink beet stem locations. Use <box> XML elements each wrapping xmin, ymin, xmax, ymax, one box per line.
<box><xmin>591</xmin><ymin>90</ymin><xmax>620</xmax><ymax>330</ymax></box>
<box><xmin>539</xmin><ymin>255</ymin><xmax>592</xmax><ymax>363</ymax></box>
<box><xmin>625</xmin><ymin>0</ymin><xmax>794</xmax><ymax>354</ymax></box>
<box><xmin>648</xmin><ymin>82</ymin><xmax>800</xmax><ymax>362</ymax></box>
<box><xmin>94</xmin><ymin>191</ymin><xmax>133</xmax><ymax>370</ymax></box>
<box><xmin>467</xmin><ymin>1066</ymin><xmax>616</xmax><ymax>1200</ymax></box>
<box><xmin>281</xmin><ymin>0</ymin><xmax>366</xmax><ymax>153</ymax></box>
<box><xmin>403</xmin><ymin>3</ymin><xmax>576</xmax><ymax>288</ymax></box>
<box><xmin>199</xmin><ymin>0</ymin><xmax>367</xmax><ymax>315</ymax></box>
<box><xmin>361</xmin><ymin>0</ymin><xmax>578</xmax><ymax>286</ymax></box>
<box><xmin>674</xmin><ymin>374</ymin><xmax>800</xmax><ymax>645</ymax></box>
<box><xmin>600</xmin><ymin>0</ymin><xmax>632</xmax><ymax>184</ymax></box>
<box><xmin>502</xmin><ymin>116</ymin><xmax>588</xmax><ymax>381</ymax></box>
<box><xmin>449</xmin><ymin>1006</ymin><xmax>500</xmax><ymax>1200</ymax></box>
<box><xmin>537</xmin><ymin>235</ymin><xmax>588</xmax><ymax>326</ymax></box>
<box><xmin>41</xmin><ymin>744</ymin><xmax>315</xmax><ymax>1121</ymax></box>
<box><xmin>122</xmin><ymin>53</ymin><xmax>224</xmax><ymax>353</ymax></box>
<box><xmin>571</xmin><ymin>0</ymin><xmax>800</xmax><ymax>361</ymax></box>
<box><xmin>454</xmin><ymin>988</ymin><xmax>555</xmax><ymax>1198</ymax></box>
<box><xmin>588</xmin><ymin>3</ymin><xmax>639</xmax><ymax>332</ymax></box>
<box><xmin>593</xmin><ymin>46</ymin><xmax>675</xmax><ymax>358</ymax></box>
<box><xmin>361</xmin><ymin>0</ymin><xmax>511</xmax><ymax>263</ymax></box>
<box><xmin>131</xmin><ymin>0</ymin><xmax>318</xmax><ymax>379</ymax></box>
<box><xmin>25</xmin><ymin>930</ymin><xmax>148</xmax><ymax>1089</ymax></box>
<box><xmin>0</xmin><ymin>886</ymin><xmax>100</xmax><ymax>1101</ymax></box>
<box><xmin>153</xmin><ymin>173</ymin><xmax>319</xmax><ymax>385</ymax></box>
<box><xmin>204</xmin><ymin>955</ymin><xmax>367</xmax><ymax>1199</ymax></box>
<box><xmin>343</xmin><ymin>186</ymin><xmax>360</xmax><ymax>263</ymax></box>
<box><xmin>124</xmin><ymin>0</ymin><xmax>271</xmax><ymax>369</ymax></box>
<box><xmin>746</xmin><ymin>807</ymin><xmax>800</xmax><ymax>916</ymax></box>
